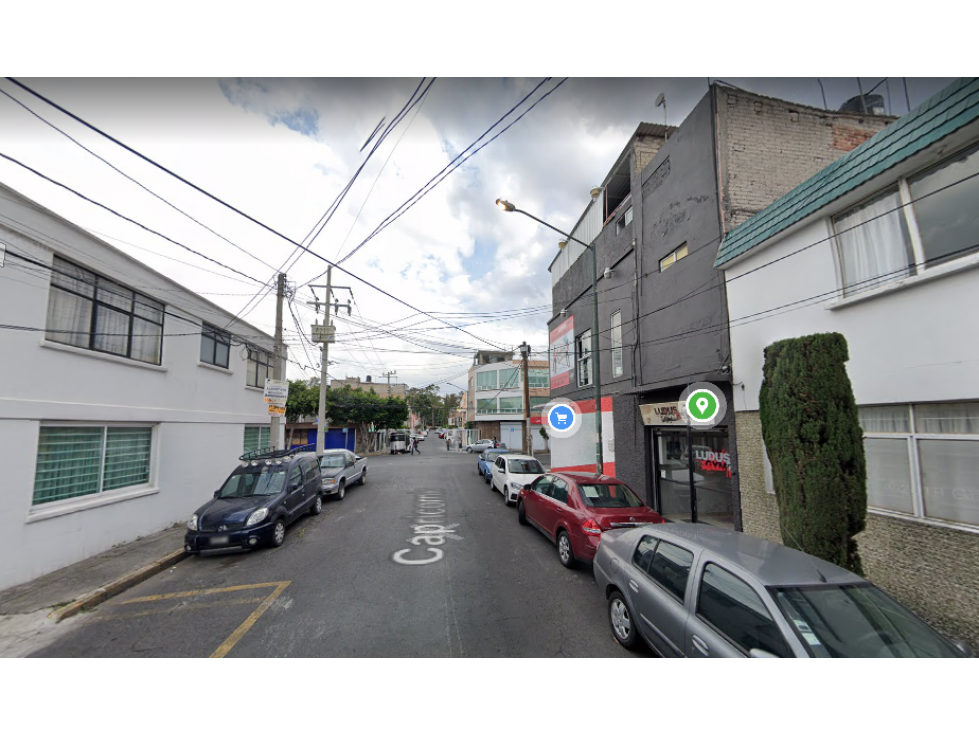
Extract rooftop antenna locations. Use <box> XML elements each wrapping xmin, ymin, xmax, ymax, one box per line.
<box><xmin>655</xmin><ymin>93</ymin><xmax>668</xmax><ymax>140</ymax></box>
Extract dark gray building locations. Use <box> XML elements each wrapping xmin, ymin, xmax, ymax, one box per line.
<box><xmin>547</xmin><ymin>83</ymin><xmax>893</xmax><ymax>530</ymax></box>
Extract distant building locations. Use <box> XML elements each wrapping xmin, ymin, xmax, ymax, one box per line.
<box><xmin>466</xmin><ymin>350</ymin><xmax>550</xmax><ymax>452</ymax></box>
<box><xmin>330</xmin><ymin>374</ymin><xmax>406</xmax><ymax>399</ymax></box>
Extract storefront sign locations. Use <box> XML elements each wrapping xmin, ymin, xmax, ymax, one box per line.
<box><xmin>549</xmin><ymin>316</ymin><xmax>574</xmax><ymax>389</ymax></box>
<box><xmin>639</xmin><ymin>402</ymin><xmax>683</xmax><ymax>426</ymax></box>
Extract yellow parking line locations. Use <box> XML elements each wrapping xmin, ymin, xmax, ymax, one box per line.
<box><xmin>117</xmin><ymin>582</ymin><xmax>284</xmax><ymax>606</ymax></box>
<box><xmin>82</xmin><ymin>597</ymin><xmax>269</xmax><ymax>624</ymax></box>
<box><xmin>210</xmin><ymin>581</ymin><xmax>291</xmax><ymax>658</ymax></box>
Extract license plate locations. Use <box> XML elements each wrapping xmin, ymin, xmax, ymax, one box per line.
<box><xmin>208</xmin><ymin>535</ymin><xmax>229</xmax><ymax>546</ymax></box>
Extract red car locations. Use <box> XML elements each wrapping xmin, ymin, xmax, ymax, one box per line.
<box><xmin>517</xmin><ymin>472</ymin><xmax>665</xmax><ymax>568</ymax></box>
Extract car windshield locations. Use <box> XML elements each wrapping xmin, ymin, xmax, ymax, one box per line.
<box><xmin>320</xmin><ymin>455</ymin><xmax>346</xmax><ymax>469</ymax></box>
<box><xmin>577</xmin><ymin>483</ymin><xmax>645</xmax><ymax>508</ymax></box>
<box><xmin>772</xmin><ymin>584</ymin><xmax>963</xmax><ymax>658</ymax></box>
<box><xmin>217</xmin><ymin>466</ymin><xmax>287</xmax><ymax>498</ymax></box>
<box><xmin>508</xmin><ymin>459</ymin><xmax>543</xmax><ymax>474</ymax></box>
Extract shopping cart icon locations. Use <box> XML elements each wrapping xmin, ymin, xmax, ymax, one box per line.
<box><xmin>547</xmin><ymin>404</ymin><xmax>576</xmax><ymax>432</ymax></box>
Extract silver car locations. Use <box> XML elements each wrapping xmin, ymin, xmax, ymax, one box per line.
<box><xmin>593</xmin><ymin>524</ymin><xmax>971</xmax><ymax>658</ymax></box>
<box><xmin>319</xmin><ymin>449</ymin><xmax>367</xmax><ymax>501</ymax></box>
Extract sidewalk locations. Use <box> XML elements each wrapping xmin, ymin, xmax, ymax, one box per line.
<box><xmin>0</xmin><ymin>524</ymin><xmax>188</xmax><ymax>657</ymax></box>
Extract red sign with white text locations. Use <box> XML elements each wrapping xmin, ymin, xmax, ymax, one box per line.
<box><xmin>549</xmin><ymin>316</ymin><xmax>574</xmax><ymax>390</ymax></box>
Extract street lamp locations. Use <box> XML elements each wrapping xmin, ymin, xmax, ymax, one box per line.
<box><xmin>496</xmin><ymin>194</ymin><xmax>604</xmax><ymax>475</ymax></box>
<box><xmin>519</xmin><ymin>341</ymin><xmax>531</xmax><ymax>456</ymax></box>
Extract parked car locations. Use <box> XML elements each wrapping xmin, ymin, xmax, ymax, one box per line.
<box><xmin>517</xmin><ymin>472</ymin><xmax>664</xmax><ymax>569</ymax></box>
<box><xmin>389</xmin><ymin>432</ymin><xmax>408</xmax><ymax>454</ymax></box>
<box><xmin>466</xmin><ymin>438</ymin><xmax>495</xmax><ymax>453</ymax></box>
<box><xmin>185</xmin><ymin>446</ymin><xmax>323</xmax><ymax>553</ymax></box>
<box><xmin>593</xmin><ymin>523</ymin><xmax>972</xmax><ymax>658</ymax></box>
<box><xmin>477</xmin><ymin>448</ymin><xmax>511</xmax><ymax>481</ymax></box>
<box><xmin>319</xmin><ymin>449</ymin><xmax>367</xmax><ymax>500</ymax></box>
<box><xmin>491</xmin><ymin>454</ymin><xmax>545</xmax><ymax>506</ymax></box>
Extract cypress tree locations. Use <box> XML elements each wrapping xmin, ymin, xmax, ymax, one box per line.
<box><xmin>759</xmin><ymin>333</ymin><xmax>867</xmax><ymax>574</ymax></box>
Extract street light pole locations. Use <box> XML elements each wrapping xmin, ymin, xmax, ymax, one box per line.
<box><xmin>497</xmin><ymin>198</ymin><xmax>604</xmax><ymax>475</ymax></box>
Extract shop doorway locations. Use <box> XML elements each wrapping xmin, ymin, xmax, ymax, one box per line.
<box><xmin>652</xmin><ymin>428</ymin><xmax>734</xmax><ymax>529</ymax></box>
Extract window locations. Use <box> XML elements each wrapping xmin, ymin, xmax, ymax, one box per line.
<box><xmin>633</xmin><ymin>536</ymin><xmax>658</xmax><ymax>570</ymax></box>
<box><xmin>200</xmin><ymin>323</ymin><xmax>231</xmax><ymax>368</ymax></box>
<box><xmin>616</xmin><ymin>206</ymin><xmax>633</xmax><ymax>234</ymax></box>
<box><xmin>550</xmin><ymin>479</ymin><xmax>569</xmax><ymax>504</ymax></box>
<box><xmin>697</xmin><ymin>563</ymin><xmax>792</xmax><ymax>657</ymax></box>
<box><xmin>576</xmin><ymin>330</ymin><xmax>592</xmax><ymax>387</ymax></box>
<box><xmin>833</xmin><ymin>143</ymin><xmax>979</xmax><ymax>296</ymax></box>
<box><xmin>246</xmin><ymin>347</ymin><xmax>273</xmax><ymax>388</ymax></box>
<box><xmin>833</xmin><ymin>188</ymin><xmax>914</xmax><ymax>295</ymax></box>
<box><xmin>610</xmin><ymin>311</ymin><xmax>623</xmax><ymax>378</ymax></box>
<box><xmin>244</xmin><ymin>426</ymin><xmax>271</xmax><ymax>454</ymax></box>
<box><xmin>476</xmin><ymin>398</ymin><xmax>497</xmax><ymax>414</ymax></box>
<box><xmin>476</xmin><ymin>370</ymin><xmax>498</xmax><ymax>390</ymax></box>
<box><xmin>646</xmin><ymin>541</ymin><xmax>694</xmax><ymax>602</ymax></box>
<box><xmin>46</xmin><ymin>256</ymin><xmax>164</xmax><ymax>364</ymax></box>
<box><xmin>498</xmin><ymin>367</ymin><xmax>519</xmax><ymax>389</ymax></box>
<box><xmin>33</xmin><ymin>425</ymin><xmax>153</xmax><ymax>505</ymax></box>
<box><xmin>859</xmin><ymin>402</ymin><xmax>979</xmax><ymax>527</ymax></box>
<box><xmin>498</xmin><ymin>396</ymin><xmax>522</xmax><ymax>413</ymax></box>
<box><xmin>530</xmin><ymin>396</ymin><xmax>549</xmax><ymax>410</ymax></box>
<box><xmin>528</xmin><ymin>368</ymin><xmax>549</xmax><ymax>388</ymax></box>
<box><xmin>659</xmin><ymin>243</ymin><xmax>688</xmax><ymax>272</ymax></box>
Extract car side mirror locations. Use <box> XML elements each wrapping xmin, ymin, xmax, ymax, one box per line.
<box><xmin>213</xmin><ymin>490</ymin><xmax>220</xmax><ymax>498</ymax></box>
<box><xmin>749</xmin><ymin>648</ymin><xmax>780</xmax><ymax>659</ymax></box>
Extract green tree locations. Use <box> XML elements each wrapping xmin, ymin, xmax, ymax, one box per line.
<box><xmin>325</xmin><ymin>385</ymin><xmax>408</xmax><ymax>453</ymax></box>
<box><xmin>759</xmin><ymin>332</ymin><xmax>868</xmax><ymax>574</ymax></box>
<box><xmin>285</xmin><ymin>378</ymin><xmax>319</xmax><ymax>423</ymax></box>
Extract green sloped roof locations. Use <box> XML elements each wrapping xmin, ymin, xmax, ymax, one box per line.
<box><xmin>714</xmin><ymin>78</ymin><xmax>979</xmax><ymax>268</ymax></box>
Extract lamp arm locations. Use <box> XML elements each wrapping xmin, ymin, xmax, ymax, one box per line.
<box><xmin>512</xmin><ymin>208</ymin><xmax>593</xmax><ymax>251</ymax></box>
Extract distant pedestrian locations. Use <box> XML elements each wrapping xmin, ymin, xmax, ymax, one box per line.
<box><xmin>415</xmin><ymin>437</ymin><xmax>421</xmax><ymax>453</ymax></box>
<box><xmin>446</xmin><ymin>437</ymin><xmax>451</xmax><ymax>451</ymax></box>
<box><xmin>410</xmin><ymin>437</ymin><xmax>416</xmax><ymax>454</ymax></box>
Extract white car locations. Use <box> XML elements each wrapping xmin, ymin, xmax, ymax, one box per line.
<box><xmin>490</xmin><ymin>454</ymin><xmax>545</xmax><ymax>506</ymax></box>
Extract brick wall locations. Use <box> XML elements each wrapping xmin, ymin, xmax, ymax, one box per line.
<box><xmin>633</xmin><ymin>135</ymin><xmax>665</xmax><ymax>175</ymax></box>
<box><xmin>737</xmin><ymin>411</ymin><xmax>979</xmax><ymax>651</ymax></box>
<box><xmin>717</xmin><ymin>88</ymin><xmax>895</xmax><ymax>232</ymax></box>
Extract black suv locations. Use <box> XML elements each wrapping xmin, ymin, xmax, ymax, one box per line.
<box><xmin>185</xmin><ymin>445</ymin><xmax>323</xmax><ymax>553</ymax></box>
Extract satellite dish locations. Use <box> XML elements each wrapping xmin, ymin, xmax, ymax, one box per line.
<box><xmin>655</xmin><ymin>93</ymin><xmax>665</xmax><ymax>107</ymax></box>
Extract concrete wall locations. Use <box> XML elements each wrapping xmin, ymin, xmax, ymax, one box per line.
<box><xmin>0</xmin><ymin>186</ymin><xmax>274</xmax><ymax>591</ymax></box>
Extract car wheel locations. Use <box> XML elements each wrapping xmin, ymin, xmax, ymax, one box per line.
<box><xmin>467</xmin><ymin>447</ymin><xmax>473</xmax><ymax>453</ymax></box>
<box><xmin>358</xmin><ymin>469</ymin><xmax>367</xmax><ymax>486</ymax></box>
<box><xmin>485</xmin><ymin>472</ymin><xmax>491</xmax><ymax>485</ymax></box>
<box><xmin>270</xmin><ymin>519</ymin><xmax>286</xmax><ymax>548</ymax></box>
<box><xmin>502</xmin><ymin>487</ymin><xmax>511</xmax><ymax>506</ymax></box>
<box><xmin>335</xmin><ymin>481</ymin><xmax>346</xmax><ymax>501</ymax></box>
<box><xmin>557</xmin><ymin>530</ymin><xmax>576</xmax><ymax>568</ymax></box>
<box><xmin>608</xmin><ymin>591</ymin><xmax>639</xmax><ymax>650</ymax></box>
<box><xmin>517</xmin><ymin>501</ymin><xmax>528</xmax><ymax>525</ymax></box>
<box><xmin>310</xmin><ymin>494</ymin><xmax>323</xmax><ymax>515</ymax></box>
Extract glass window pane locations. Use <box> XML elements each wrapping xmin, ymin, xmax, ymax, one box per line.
<box><xmin>676</xmin><ymin>243</ymin><xmax>688</xmax><ymax>261</ymax></box>
<box><xmin>498</xmin><ymin>367</ymin><xmax>519</xmax><ymax>389</ymax></box>
<box><xmin>859</xmin><ymin>405</ymin><xmax>911</xmax><ymax>433</ymax></box>
<box><xmin>131</xmin><ymin>317</ymin><xmax>162</xmax><ymax>364</ymax></box>
<box><xmin>93</xmin><ymin>305</ymin><xmax>130</xmax><ymax>356</ymax></box>
<box><xmin>632</xmin><ymin>536</ymin><xmax>658</xmax><ymax>572</ymax></box>
<box><xmin>624</xmin><ymin>207</ymin><xmax>633</xmax><ymax>226</ymax></box>
<box><xmin>865</xmin><ymin>438</ymin><xmax>914</xmax><ymax>514</ymax></box>
<box><xmin>477</xmin><ymin>398</ymin><xmax>497</xmax><ymax>414</ymax></box>
<box><xmin>200</xmin><ymin>331</ymin><xmax>215</xmax><ymax>363</ymax></box>
<box><xmin>914</xmin><ymin>402</ymin><xmax>979</xmax><ymax>434</ymax></box>
<box><xmin>910</xmin><ymin>144</ymin><xmax>979</xmax><ymax>266</ymax></box>
<box><xmin>698</xmin><ymin>564</ymin><xmax>791</xmax><ymax>657</ymax></box>
<box><xmin>498</xmin><ymin>397</ymin><xmax>522</xmax><ymax>413</ymax></box>
<box><xmin>919</xmin><ymin>439</ymin><xmax>979</xmax><ymax>526</ymax></box>
<box><xmin>51</xmin><ymin>257</ymin><xmax>96</xmax><ymax>297</ymax></box>
<box><xmin>476</xmin><ymin>370</ymin><xmax>498</xmax><ymax>390</ymax></box>
<box><xmin>134</xmin><ymin>295</ymin><xmax>164</xmax><ymax>323</ymax></box>
<box><xmin>529</xmin><ymin>396</ymin><xmax>549</xmax><ymax>409</ymax></box>
<box><xmin>103</xmin><ymin>428</ymin><xmax>151</xmax><ymax>491</ymax></box>
<box><xmin>97</xmin><ymin>278</ymin><xmax>134</xmax><ymax>311</ymax></box>
<box><xmin>833</xmin><ymin>188</ymin><xmax>913</xmax><ymax>295</ymax></box>
<box><xmin>529</xmin><ymin>368</ymin><xmax>549</xmax><ymax>388</ymax></box>
<box><xmin>46</xmin><ymin>287</ymin><xmax>92</xmax><ymax>349</ymax></box>
<box><xmin>244</xmin><ymin>426</ymin><xmax>260</xmax><ymax>453</ymax></box>
<box><xmin>648</xmin><ymin>541</ymin><xmax>694</xmax><ymax>602</ymax></box>
<box><xmin>214</xmin><ymin>339</ymin><xmax>230</xmax><ymax>369</ymax></box>
<box><xmin>33</xmin><ymin>427</ymin><xmax>103</xmax><ymax>504</ymax></box>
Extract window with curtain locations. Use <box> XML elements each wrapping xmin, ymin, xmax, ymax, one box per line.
<box><xmin>33</xmin><ymin>425</ymin><xmax>153</xmax><ymax>505</ymax></box>
<box><xmin>909</xmin><ymin>142</ymin><xmax>979</xmax><ymax>267</ymax></box>
<box><xmin>243</xmin><ymin>425</ymin><xmax>271</xmax><ymax>454</ymax></box>
<box><xmin>200</xmin><ymin>323</ymin><xmax>231</xmax><ymax>368</ymax></box>
<box><xmin>576</xmin><ymin>330</ymin><xmax>592</xmax><ymax>387</ymax></box>
<box><xmin>477</xmin><ymin>398</ymin><xmax>497</xmax><ymax>414</ymax></box>
<box><xmin>659</xmin><ymin>243</ymin><xmax>688</xmax><ymax>272</ymax></box>
<box><xmin>476</xmin><ymin>370</ymin><xmax>498</xmax><ymax>390</ymax></box>
<box><xmin>833</xmin><ymin>188</ymin><xmax>914</xmax><ymax>295</ymax></box>
<box><xmin>46</xmin><ymin>256</ymin><xmax>164</xmax><ymax>364</ymax></box>
<box><xmin>858</xmin><ymin>402</ymin><xmax>979</xmax><ymax>527</ymax></box>
<box><xmin>247</xmin><ymin>347</ymin><xmax>273</xmax><ymax>388</ymax></box>
<box><xmin>528</xmin><ymin>368</ymin><xmax>549</xmax><ymax>388</ymax></box>
<box><xmin>611</xmin><ymin>311</ymin><xmax>623</xmax><ymax>378</ymax></box>
<box><xmin>498</xmin><ymin>367</ymin><xmax>519</xmax><ymax>389</ymax></box>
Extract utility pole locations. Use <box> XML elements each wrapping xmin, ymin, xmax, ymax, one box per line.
<box><xmin>308</xmin><ymin>267</ymin><xmax>352</xmax><ymax>457</ymax></box>
<box><xmin>383</xmin><ymin>370</ymin><xmax>397</xmax><ymax>399</ymax></box>
<box><xmin>271</xmin><ymin>272</ymin><xmax>285</xmax><ymax>450</ymax></box>
<box><xmin>519</xmin><ymin>342</ymin><xmax>531</xmax><ymax>456</ymax></box>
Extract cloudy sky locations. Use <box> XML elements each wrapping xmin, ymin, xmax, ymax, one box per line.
<box><xmin>0</xmin><ymin>77</ymin><xmax>957</xmax><ymax>393</ymax></box>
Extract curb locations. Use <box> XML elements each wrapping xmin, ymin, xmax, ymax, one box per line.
<box><xmin>48</xmin><ymin>548</ymin><xmax>189</xmax><ymax>623</ymax></box>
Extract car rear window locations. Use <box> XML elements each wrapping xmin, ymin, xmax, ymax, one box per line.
<box><xmin>508</xmin><ymin>459</ymin><xmax>543</xmax><ymax>474</ymax></box>
<box><xmin>577</xmin><ymin>483</ymin><xmax>645</xmax><ymax>508</ymax></box>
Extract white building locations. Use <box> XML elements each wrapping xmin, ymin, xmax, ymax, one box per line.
<box><xmin>715</xmin><ymin>77</ymin><xmax>979</xmax><ymax>648</ymax></box>
<box><xmin>466</xmin><ymin>351</ymin><xmax>550</xmax><ymax>453</ymax></box>
<box><xmin>0</xmin><ymin>182</ymin><xmax>280</xmax><ymax>591</ymax></box>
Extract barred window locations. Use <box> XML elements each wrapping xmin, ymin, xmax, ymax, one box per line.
<box><xmin>244</xmin><ymin>425</ymin><xmax>271</xmax><ymax>454</ymax></box>
<box><xmin>200</xmin><ymin>323</ymin><xmax>231</xmax><ymax>368</ymax></box>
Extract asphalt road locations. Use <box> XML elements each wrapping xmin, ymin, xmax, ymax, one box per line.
<box><xmin>33</xmin><ymin>448</ymin><xmax>650</xmax><ymax>657</ymax></box>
